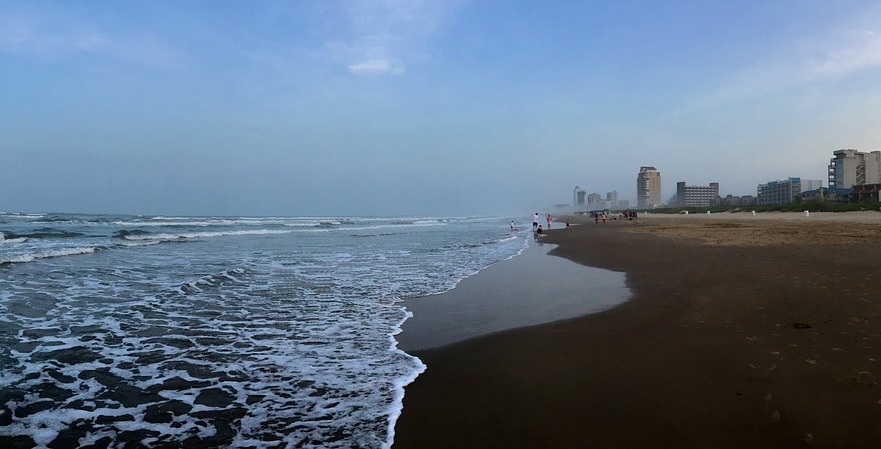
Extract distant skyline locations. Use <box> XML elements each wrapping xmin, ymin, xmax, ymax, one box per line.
<box><xmin>2</xmin><ymin>1</ymin><xmax>881</xmax><ymax>216</ymax></box>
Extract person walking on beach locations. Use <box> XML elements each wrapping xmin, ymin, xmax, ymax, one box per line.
<box><xmin>533</xmin><ymin>213</ymin><xmax>539</xmax><ymax>231</ymax></box>
<box><xmin>546</xmin><ymin>214</ymin><xmax>552</xmax><ymax>230</ymax></box>
<box><xmin>566</xmin><ymin>218</ymin><xmax>570</xmax><ymax>230</ymax></box>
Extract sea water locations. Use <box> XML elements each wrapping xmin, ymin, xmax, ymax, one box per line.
<box><xmin>0</xmin><ymin>213</ymin><xmax>528</xmax><ymax>448</ymax></box>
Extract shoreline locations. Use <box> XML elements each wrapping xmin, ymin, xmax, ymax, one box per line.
<box><xmin>397</xmin><ymin>240</ymin><xmax>629</xmax><ymax>351</ymax></box>
<box><xmin>394</xmin><ymin>212</ymin><xmax>881</xmax><ymax>448</ymax></box>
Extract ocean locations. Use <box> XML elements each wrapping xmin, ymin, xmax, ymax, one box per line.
<box><xmin>0</xmin><ymin>213</ymin><xmax>528</xmax><ymax>448</ymax></box>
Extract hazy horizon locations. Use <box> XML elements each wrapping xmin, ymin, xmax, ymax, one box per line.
<box><xmin>3</xmin><ymin>1</ymin><xmax>880</xmax><ymax>217</ymax></box>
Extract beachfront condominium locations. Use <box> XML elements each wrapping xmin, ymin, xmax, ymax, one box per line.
<box><xmin>757</xmin><ymin>177</ymin><xmax>824</xmax><ymax>205</ymax></box>
<box><xmin>828</xmin><ymin>149</ymin><xmax>881</xmax><ymax>188</ymax></box>
<box><xmin>637</xmin><ymin>166</ymin><xmax>662</xmax><ymax>209</ymax></box>
<box><xmin>675</xmin><ymin>182</ymin><xmax>720</xmax><ymax>207</ymax></box>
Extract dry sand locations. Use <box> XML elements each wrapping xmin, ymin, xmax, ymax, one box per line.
<box><xmin>394</xmin><ymin>211</ymin><xmax>881</xmax><ymax>449</ymax></box>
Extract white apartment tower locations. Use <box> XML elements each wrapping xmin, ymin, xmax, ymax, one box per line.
<box><xmin>637</xmin><ymin>166</ymin><xmax>662</xmax><ymax>209</ymax></box>
<box><xmin>828</xmin><ymin>149</ymin><xmax>881</xmax><ymax>188</ymax></box>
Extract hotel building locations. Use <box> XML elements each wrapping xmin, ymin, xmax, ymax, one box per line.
<box><xmin>757</xmin><ymin>177</ymin><xmax>823</xmax><ymax>205</ymax></box>
<box><xmin>636</xmin><ymin>166</ymin><xmax>662</xmax><ymax>209</ymax></box>
<box><xmin>675</xmin><ymin>182</ymin><xmax>720</xmax><ymax>207</ymax></box>
<box><xmin>828</xmin><ymin>149</ymin><xmax>881</xmax><ymax>188</ymax></box>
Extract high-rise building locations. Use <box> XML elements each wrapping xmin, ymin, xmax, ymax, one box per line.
<box><xmin>828</xmin><ymin>149</ymin><xmax>881</xmax><ymax>188</ymax></box>
<box><xmin>573</xmin><ymin>186</ymin><xmax>586</xmax><ymax>211</ymax></box>
<box><xmin>587</xmin><ymin>193</ymin><xmax>603</xmax><ymax>209</ymax></box>
<box><xmin>606</xmin><ymin>191</ymin><xmax>618</xmax><ymax>206</ymax></box>
<box><xmin>675</xmin><ymin>182</ymin><xmax>719</xmax><ymax>207</ymax></box>
<box><xmin>757</xmin><ymin>177</ymin><xmax>824</xmax><ymax>205</ymax></box>
<box><xmin>636</xmin><ymin>166</ymin><xmax>661</xmax><ymax>209</ymax></box>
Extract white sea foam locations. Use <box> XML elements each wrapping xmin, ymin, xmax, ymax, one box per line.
<box><xmin>121</xmin><ymin>229</ymin><xmax>291</xmax><ymax>241</ymax></box>
<box><xmin>0</xmin><ymin>214</ymin><xmax>526</xmax><ymax>448</ymax></box>
<box><xmin>0</xmin><ymin>232</ymin><xmax>28</xmax><ymax>244</ymax></box>
<box><xmin>384</xmin><ymin>308</ymin><xmax>426</xmax><ymax>449</ymax></box>
<box><xmin>1</xmin><ymin>246</ymin><xmax>98</xmax><ymax>264</ymax></box>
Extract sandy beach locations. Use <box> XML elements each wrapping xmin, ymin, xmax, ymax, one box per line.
<box><xmin>397</xmin><ymin>242</ymin><xmax>629</xmax><ymax>352</ymax></box>
<box><xmin>394</xmin><ymin>211</ymin><xmax>881</xmax><ymax>449</ymax></box>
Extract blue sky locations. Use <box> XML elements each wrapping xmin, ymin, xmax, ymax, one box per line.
<box><xmin>2</xmin><ymin>1</ymin><xmax>880</xmax><ymax>216</ymax></box>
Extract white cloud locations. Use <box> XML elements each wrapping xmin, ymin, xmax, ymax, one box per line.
<box><xmin>678</xmin><ymin>6</ymin><xmax>881</xmax><ymax>116</ymax></box>
<box><xmin>348</xmin><ymin>59</ymin><xmax>405</xmax><ymax>75</ymax></box>
<box><xmin>326</xmin><ymin>0</ymin><xmax>458</xmax><ymax>76</ymax></box>
<box><xmin>0</xmin><ymin>9</ymin><xmax>184</xmax><ymax>68</ymax></box>
<box><xmin>809</xmin><ymin>30</ymin><xmax>881</xmax><ymax>77</ymax></box>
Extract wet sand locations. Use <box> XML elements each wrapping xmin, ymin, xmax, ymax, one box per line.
<box><xmin>397</xmin><ymin>242</ymin><xmax>629</xmax><ymax>352</ymax></box>
<box><xmin>394</xmin><ymin>211</ymin><xmax>881</xmax><ymax>449</ymax></box>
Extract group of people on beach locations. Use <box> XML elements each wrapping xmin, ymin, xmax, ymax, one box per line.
<box><xmin>531</xmin><ymin>213</ymin><xmax>543</xmax><ymax>238</ymax></box>
<box><xmin>589</xmin><ymin>210</ymin><xmax>639</xmax><ymax>224</ymax></box>
<box><xmin>518</xmin><ymin>209</ymin><xmax>637</xmax><ymax>236</ymax></box>
<box><xmin>515</xmin><ymin>213</ymin><xmax>572</xmax><ymax>239</ymax></box>
<box><xmin>531</xmin><ymin>213</ymin><xmax>566</xmax><ymax>238</ymax></box>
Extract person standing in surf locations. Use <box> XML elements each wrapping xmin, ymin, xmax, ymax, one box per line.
<box><xmin>533</xmin><ymin>213</ymin><xmax>539</xmax><ymax>231</ymax></box>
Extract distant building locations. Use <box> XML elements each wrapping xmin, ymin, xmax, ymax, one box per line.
<box><xmin>573</xmin><ymin>186</ymin><xmax>586</xmax><ymax>211</ymax></box>
<box><xmin>800</xmin><ymin>187</ymin><xmax>852</xmax><ymax>203</ymax></box>
<box><xmin>757</xmin><ymin>177</ymin><xmax>824</xmax><ymax>205</ymax></box>
<box><xmin>740</xmin><ymin>195</ymin><xmax>757</xmax><ymax>205</ymax></box>
<box><xmin>587</xmin><ymin>193</ymin><xmax>603</xmax><ymax>209</ymax></box>
<box><xmin>850</xmin><ymin>184</ymin><xmax>881</xmax><ymax>203</ymax></box>
<box><xmin>801</xmin><ymin>179</ymin><xmax>824</xmax><ymax>191</ymax></box>
<box><xmin>606</xmin><ymin>191</ymin><xmax>618</xmax><ymax>206</ymax></box>
<box><xmin>675</xmin><ymin>181</ymin><xmax>719</xmax><ymax>207</ymax></box>
<box><xmin>636</xmin><ymin>166</ymin><xmax>661</xmax><ymax>209</ymax></box>
<box><xmin>718</xmin><ymin>194</ymin><xmax>758</xmax><ymax>206</ymax></box>
<box><xmin>828</xmin><ymin>149</ymin><xmax>881</xmax><ymax>188</ymax></box>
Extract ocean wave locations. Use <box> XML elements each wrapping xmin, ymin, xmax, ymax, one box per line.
<box><xmin>0</xmin><ymin>212</ymin><xmax>46</xmax><ymax>219</ymax></box>
<box><xmin>113</xmin><ymin>229</ymin><xmax>151</xmax><ymax>239</ymax></box>
<box><xmin>121</xmin><ymin>229</ymin><xmax>291</xmax><ymax>241</ymax></box>
<box><xmin>0</xmin><ymin>232</ymin><xmax>28</xmax><ymax>244</ymax></box>
<box><xmin>114</xmin><ymin>219</ymin><xmax>252</xmax><ymax>227</ymax></box>
<box><xmin>179</xmin><ymin>267</ymin><xmax>250</xmax><ymax>295</ymax></box>
<box><xmin>0</xmin><ymin>228</ymin><xmax>85</xmax><ymax>240</ymax></box>
<box><xmin>0</xmin><ymin>246</ymin><xmax>100</xmax><ymax>265</ymax></box>
<box><xmin>401</xmin><ymin>219</ymin><xmax>448</xmax><ymax>227</ymax></box>
<box><xmin>31</xmin><ymin>213</ymin><xmax>78</xmax><ymax>223</ymax></box>
<box><xmin>119</xmin><ymin>240</ymin><xmax>162</xmax><ymax>248</ymax></box>
<box><xmin>114</xmin><ymin>218</ymin><xmax>295</xmax><ymax>227</ymax></box>
<box><xmin>0</xmin><ymin>215</ymin><xmax>523</xmax><ymax>447</ymax></box>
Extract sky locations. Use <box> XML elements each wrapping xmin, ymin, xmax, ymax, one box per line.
<box><xmin>2</xmin><ymin>0</ymin><xmax>880</xmax><ymax>216</ymax></box>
